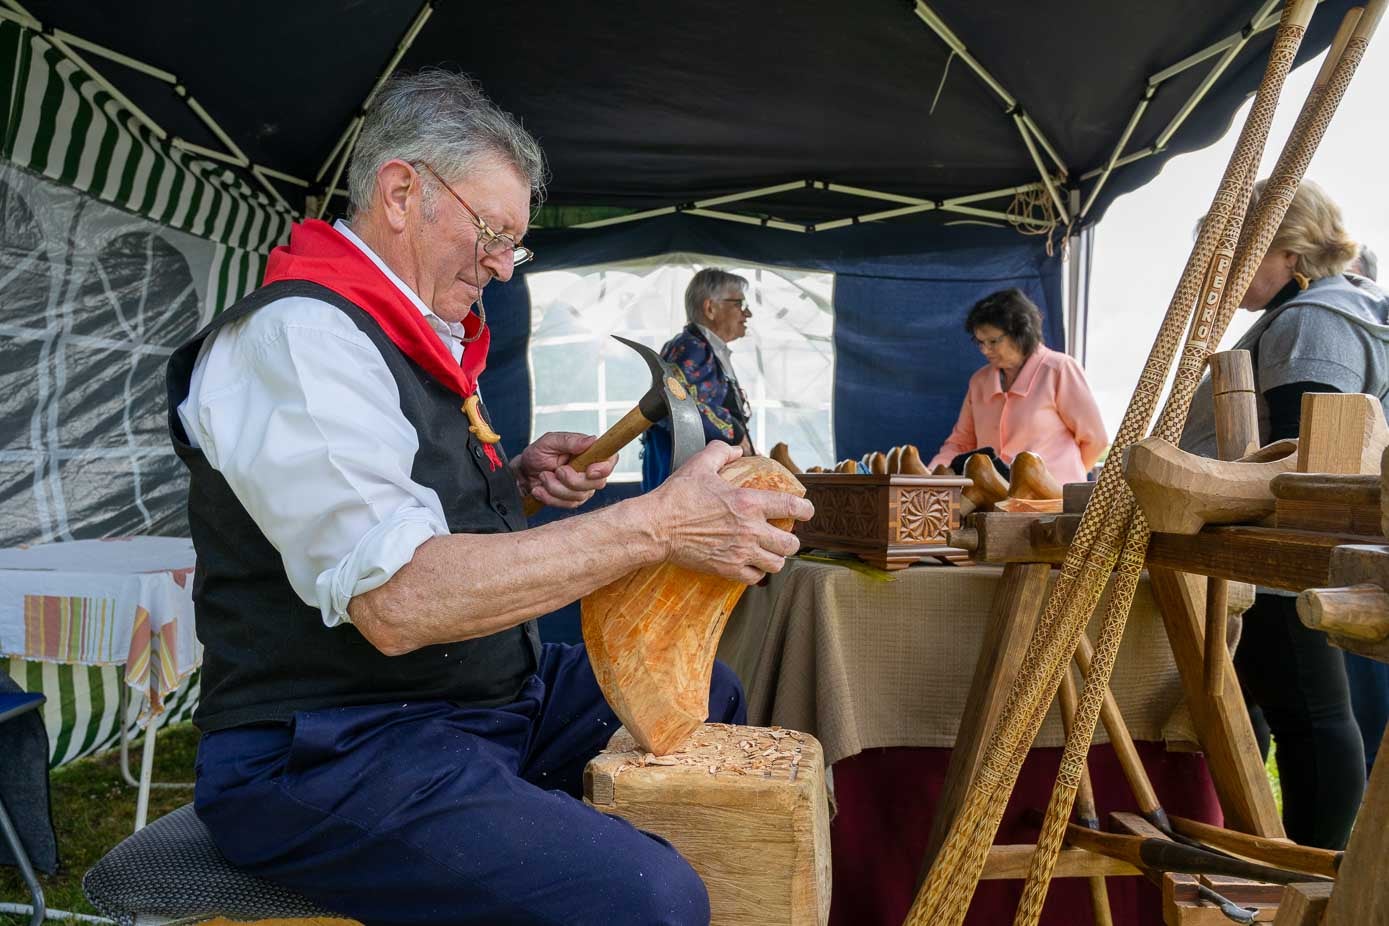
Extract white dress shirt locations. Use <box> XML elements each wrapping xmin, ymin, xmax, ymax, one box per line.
<box><xmin>178</xmin><ymin>221</ymin><xmax>479</xmax><ymax>628</ymax></box>
<box><xmin>696</xmin><ymin>324</ymin><xmax>739</xmax><ymax>382</ymax></box>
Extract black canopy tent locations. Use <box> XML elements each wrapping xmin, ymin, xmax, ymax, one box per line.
<box><xmin>10</xmin><ymin>0</ymin><xmax>1354</xmax><ymax>227</ymax></box>
<box><xmin>0</xmin><ymin>0</ymin><xmax>1359</xmax><ymax>543</ymax></box>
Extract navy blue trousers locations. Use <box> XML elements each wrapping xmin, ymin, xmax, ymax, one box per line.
<box><xmin>194</xmin><ymin>643</ymin><xmax>746</xmax><ymax>926</ymax></box>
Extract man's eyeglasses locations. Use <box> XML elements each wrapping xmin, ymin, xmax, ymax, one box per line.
<box><xmin>419</xmin><ymin>162</ymin><xmax>534</xmax><ymax>267</ymax></box>
<box><xmin>717</xmin><ymin>298</ymin><xmax>751</xmax><ymax>311</ymax></box>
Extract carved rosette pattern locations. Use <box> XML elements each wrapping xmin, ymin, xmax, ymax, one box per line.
<box><xmin>896</xmin><ymin>488</ymin><xmax>952</xmax><ymax>543</ymax></box>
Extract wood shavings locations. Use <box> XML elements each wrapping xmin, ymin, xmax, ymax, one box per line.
<box><xmin>606</xmin><ymin>723</ymin><xmax>812</xmax><ymax>781</ymax></box>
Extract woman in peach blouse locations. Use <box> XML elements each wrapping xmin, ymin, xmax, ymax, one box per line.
<box><xmin>928</xmin><ymin>289</ymin><xmax>1107</xmax><ymax>485</ymax></box>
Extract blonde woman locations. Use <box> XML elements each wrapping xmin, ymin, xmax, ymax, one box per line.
<box><xmin>1183</xmin><ymin>178</ymin><xmax>1389</xmax><ymax>849</ymax></box>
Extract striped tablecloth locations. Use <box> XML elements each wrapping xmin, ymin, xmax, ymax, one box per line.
<box><xmin>0</xmin><ymin>537</ymin><xmax>202</xmax><ymax>767</ymax></box>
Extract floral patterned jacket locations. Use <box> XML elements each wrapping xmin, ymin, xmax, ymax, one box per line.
<box><xmin>657</xmin><ymin>324</ymin><xmax>749</xmax><ymax>445</ymax></box>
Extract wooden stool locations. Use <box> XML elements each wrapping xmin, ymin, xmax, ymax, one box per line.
<box><xmin>584</xmin><ymin>722</ymin><xmax>831</xmax><ymax>925</ymax></box>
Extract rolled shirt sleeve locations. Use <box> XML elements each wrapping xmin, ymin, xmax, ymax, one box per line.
<box><xmin>178</xmin><ymin>298</ymin><xmax>452</xmax><ymax>628</ymax></box>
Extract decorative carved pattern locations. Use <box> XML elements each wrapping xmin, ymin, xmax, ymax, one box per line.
<box><xmin>897</xmin><ymin>488</ymin><xmax>953</xmax><ymax>543</ymax></box>
<box><xmin>803</xmin><ymin>486</ymin><xmax>880</xmax><ymax>539</ymax></box>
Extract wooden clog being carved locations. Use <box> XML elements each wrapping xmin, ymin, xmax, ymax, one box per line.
<box><xmin>582</xmin><ymin>456</ymin><xmax>805</xmax><ymax>755</ymax></box>
<box><xmin>1122</xmin><ymin>437</ymin><xmax>1298</xmax><ymax>535</ymax></box>
<box><xmin>1008</xmin><ymin>450</ymin><xmax>1063</xmax><ymax>501</ymax></box>
<box><xmin>961</xmin><ymin>453</ymin><xmax>1010</xmax><ymax>516</ymax></box>
<box><xmin>769</xmin><ymin>441</ymin><xmax>800</xmax><ymax>473</ymax></box>
<box><xmin>898</xmin><ymin>444</ymin><xmax>930</xmax><ymax>475</ymax></box>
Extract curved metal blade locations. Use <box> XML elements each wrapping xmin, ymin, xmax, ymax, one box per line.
<box><xmin>611</xmin><ymin>335</ymin><xmax>704</xmax><ymax>472</ymax></box>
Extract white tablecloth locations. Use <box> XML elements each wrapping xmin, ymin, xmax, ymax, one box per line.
<box><xmin>0</xmin><ymin>537</ymin><xmax>200</xmax><ymax>723</ymax></box>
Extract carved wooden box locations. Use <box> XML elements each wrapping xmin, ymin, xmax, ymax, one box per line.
<box><xmin>794</xmin><ymin>474</ymin><xmax>971</xmax><ymax>569</ymax></box>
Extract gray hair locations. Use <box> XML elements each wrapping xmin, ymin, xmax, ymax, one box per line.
<box><xmin>684</xmin><ymin>268</ymin><xmax>748</xmax><ymax>325</ymax></box>
<box><xmin>347</xmin><ymin>69</ymin><xmax>547</xmax><ymax>218</ymax></box>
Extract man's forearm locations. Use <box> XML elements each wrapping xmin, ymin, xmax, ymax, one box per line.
<box><xmin>348</xmin><ymin>497</ymin><xmax>665</xmax><ymax>655</ymax></box>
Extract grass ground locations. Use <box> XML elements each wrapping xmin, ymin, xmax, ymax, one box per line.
<box><xmin>0</xmin><ymin>723</ymin><xmax>200</xmax><ymax>923</ymax></box>
<box><xmin>0</xmin><ymin>724</ymin><xmax>1286</xmax><ymax>924</ymax></box>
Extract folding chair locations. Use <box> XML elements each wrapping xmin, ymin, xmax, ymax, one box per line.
<box><xmin>0</xmin><ymin>690</ymin><xmax>49</xmax><ymax>926</ymax></box>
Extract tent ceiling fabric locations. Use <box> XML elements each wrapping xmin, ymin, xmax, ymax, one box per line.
<box><xmin>16</xmin><ymin>0</ymin><xmax>1356</xmax><ymax>227</ymax></box>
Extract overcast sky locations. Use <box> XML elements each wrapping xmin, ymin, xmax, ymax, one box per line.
<box><xmin>1086</xmin><ymin>37</ymin><xmax>1388</xmax><ymax>438</ymax></box>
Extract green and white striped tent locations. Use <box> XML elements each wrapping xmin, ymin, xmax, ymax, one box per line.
<box><xmin>1</xmin><ymin>18</ymin><xmax>292</xmax><ymax>765</ymax></box>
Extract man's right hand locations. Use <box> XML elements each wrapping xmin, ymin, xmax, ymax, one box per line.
<box><xmin>646</xmin><ymin>441</ymin><xmax>814</xmax><ymax>585</ymax></box>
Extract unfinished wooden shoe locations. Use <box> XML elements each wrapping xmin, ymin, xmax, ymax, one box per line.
<box><xmin>961</xmin><ymin>453</ymin><xmax>1010</xmax><ymax>516</ymax></box>
<box><xmin>886</xmin><ymin>446</ymin><xmax>902</xmax><ymax>474</ymax></box>
<box><xmin>931</xmin><ymin>464</ymin><xmax>954</xmax><ymax>476</ymax></box>
<box><xmin>769</xmin><ymin>441</ymin><xmax>801</xmax><ymax>473</ymax></box>
<box><xmin>835</xmin><ymin>459</ymin><xmax>858</xmax><ymax>474</ymax></box>
<box><xmin>1122</xmin><ymin>437</ymin><xmax>1298</xmax><ymax>535</ymax></box>
<box><xmin>1008</xmin><ymin>450</ymin><xmax>1063</xmax><ymax>500</ymax></box>
<box><xmin>582</xmin><ymin>457</ymin><xmax>805</xmax><ymax>754</ymax></box>
<box><xmin>869</xmin><ymin>451</ymin><xmax>888</xmax><ymax>474</ymax></box>
<box><xmin>898</xmin><ymin>444</ymin><xmax>929</xmax><ymax>475</ymax></box>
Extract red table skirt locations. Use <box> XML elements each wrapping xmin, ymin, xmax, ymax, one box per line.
<box><xmin>829</xmin><ymin>742</ymin><xmax>1223</xmax><ymax>926</ymax></box>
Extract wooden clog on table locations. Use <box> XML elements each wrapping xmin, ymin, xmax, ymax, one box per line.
<box><xmin>898</xmin><ymin>444</ymin><xmax>930</xmax><ymax>475</ymax></box>
<box><xmin>770</xmin><ymin>441</ymin><xmax>801</xmax><ymax>473</ymax></box>
<box><xmin>886</xmin><ymin>446</ymin><xmax>902</xmax><ymax>474</ymax></box>
<box><xmin>836</xmin><ymin>459</ymin><xmax>858</xmax><ymax>474</ymax></box>
<box><xmin>582</xmin><ymin>456</ymin><xmax>805</xmax><ymax>755</ymax></box>
<box><xmin>1007</xmin><ymin>450</ymin><xmax>1063</xmax><ymax>501</ymax></box>
<box><xmin>961</xmin><ymin>453</ymin><xmax>1009</xmax><ymax>516</ymax></box>
<box><xmin>869</xmin><ymin>451</ymin><xmax>888</xmax><ymax>474</ymax></box>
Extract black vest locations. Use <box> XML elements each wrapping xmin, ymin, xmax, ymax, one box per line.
<box><xmin>168</xmin><ymin>280</ymin><xmax>540</xmax><ymax>733</ymax></box>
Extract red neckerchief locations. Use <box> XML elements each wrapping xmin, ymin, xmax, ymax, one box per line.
<box><xmin>262</xmin><ymin>219</ymin><xmax>502</xmax><ymax>469</ymax></box>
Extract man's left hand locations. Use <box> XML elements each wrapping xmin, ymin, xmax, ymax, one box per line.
<box><xmin>511</xmin><ymin>432</ymin><xmax>617</xmax><ymax>509</ymax></box>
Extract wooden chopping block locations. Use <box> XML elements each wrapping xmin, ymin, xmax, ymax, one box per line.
<box><xmin>582</xmin><ymin>456</ymin><xmax>804</xmax><ymax>755</ymax></box>
<box><xmin>585</xmin><ymin>724</ymin><xmax>831</xmax><ymax>926</ymax></box>
<box><xmin>1122</xmin><ymin>437</ymin><xmax>1298</xmax><ymax>535</ymax></box>
<box><xmin>1297</xmin><ymin>392</ymin><xmax>1389</xmax><ymax>475</ymax></box>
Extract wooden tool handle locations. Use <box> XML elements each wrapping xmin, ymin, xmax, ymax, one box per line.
<box><xmin>1270</xmin><ymin>472</ymin><xmax>1380</xmax><ymax>505</ymax></box>
<box><xmin>522</xmin><ymin>405</ymin><xmax>657</xmax><ymax>517</ymax></box>
<box><xmin>1167</xmin><ymin>814</ymin><xmax>1341</xmax><ymax>879</ymax></box>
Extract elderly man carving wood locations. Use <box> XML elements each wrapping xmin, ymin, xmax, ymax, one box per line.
<box><xmin>167</xmin><ymin>69</ymin><xmax>812</xmax><ymax>926</ymax></box>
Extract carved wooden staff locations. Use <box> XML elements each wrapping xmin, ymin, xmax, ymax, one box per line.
<box><xmin>1014</xmin><ymin>5</ymin><xmax>1382</xmax><ymax>924</ymax></box>
<box><xmin>906</xmin><ymin>5</ymin><xmax>1317</xmax><ymax>923</ymax></box>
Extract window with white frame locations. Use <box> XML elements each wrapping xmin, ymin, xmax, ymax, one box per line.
<box><xmin>526</xmin><ymin>255</ymin><xmax>835</xmax><ymax>482</ymax></box>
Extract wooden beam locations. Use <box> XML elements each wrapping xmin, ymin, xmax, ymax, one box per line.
<box><xmin>917</xmin><ymin>562</ymin><xmax>1053</xmax><ymax>884</ymax></box>
<box><xmin>981</xmin><ymin>844</ymin><xmax>1141</xmax><ymax>880</ymax></box>
<box><xmin>1272</xmin><ymin>882</ymin><xmax>1334</xmax><ymax>926</ymax></box>
<box><xmin>1324</xmin><ymin>727</ymin><xmax>1389</xmax><ymax>924</ymax></box>
<box><xmin>1148</xmin><ymin>568</ymin><xmax>1286</xmax><ymax>837</ymax></box>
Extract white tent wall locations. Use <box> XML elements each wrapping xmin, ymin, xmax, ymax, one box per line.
<box><xmin>0</xmin><ymin>19</ymin><xmax>288</xmax><ymax>764</ymax></box>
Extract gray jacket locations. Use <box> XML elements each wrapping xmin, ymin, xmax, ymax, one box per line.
<box><xmin>1180</xmin><ymin>273</ymin><xmax>1389</xmax><ymax>457</ymax></box>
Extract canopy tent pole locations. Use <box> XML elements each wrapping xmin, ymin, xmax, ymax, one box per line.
<box><xmin>315</xmin><ymin>1</ymin><xmax>433</xmax><ymax>193</ymax></box>
<box><xmin>1079</xmin><ymin>0</ymin><xmax>1296</xmax><ymax>207</ymax></box>
<box><xmin>570</xmin><ymin>181</ymin><xmax>811</xmax><ymax>230</ymax></box>
<box><xmin>684</xmin><ymin>208</ymin><xmax>806</xmax><ymax>232</ymax></box>
<box><xmin>1154</xmin><ymin>0</ymin><xmax>1284</xmax><ymax>151</ymax></box>
<box><xmin>1013</xmin><ymin>114</ymin><xmax>1070</xmax><ymax>224</ymax></box>
<box><xmin>809</xmin><ymin>182</ymin><xmax>1048</xmax><ymax>231</ymax></box>
<box><xmin>9</xmin><ymin>2</ymin><xmax>304</xmax><ymax>217</ymax></box>
<box><xmin>912</xmin><ymin>1</ymin><xmax>1068</xmax><ymax>177</ymax></box>
<box><xmin>1065</xmin><ymin>222</ymin><xmax>1093</xmax><ymax>364</ymax></box>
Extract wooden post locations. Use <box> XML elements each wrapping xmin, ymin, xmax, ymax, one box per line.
<box><xmin>1148</xmin><ymin>567</ymin><xmax>1285</xmax><ymax>836</ymax></box>
<box><xmin>1209</xmin><ymin>351</ymin><xmax>1261</xmax><ymax>462</ymax></box>
<box><xmin>1323</xmin><ymin>724</ymin><xmax>1389</xmax><ymax>925</ymax></box>
<box><xmin>1208</xmin><ymin>350</ymin><xmax>1261</xmax><ymax>696</ymax></box>
<box><xmin>916</xmin><ymin>562</ymin><xmax>1053</xmax><ymax>884</ymax></box>
<box><xmin>1297</xmin><ymin>392</ymin><xmax>1389</xmax><ymax>475</ymax></box>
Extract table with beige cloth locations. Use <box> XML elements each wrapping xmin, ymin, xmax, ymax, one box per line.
<box><xmin>717</xmin><ymin>557</ymin><xmax>1238</xmax><ymax>767</ymax></box>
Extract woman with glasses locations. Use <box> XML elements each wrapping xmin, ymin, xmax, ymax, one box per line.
<box><xmin>642</xmin><ymin>268</ymin><xmax>755</xmax><ymax>489</ymax></box>
<box><xmin>927</xmin><ymin>288</ymin><xmax>1107</xmax><ymax>485</ymax></box>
